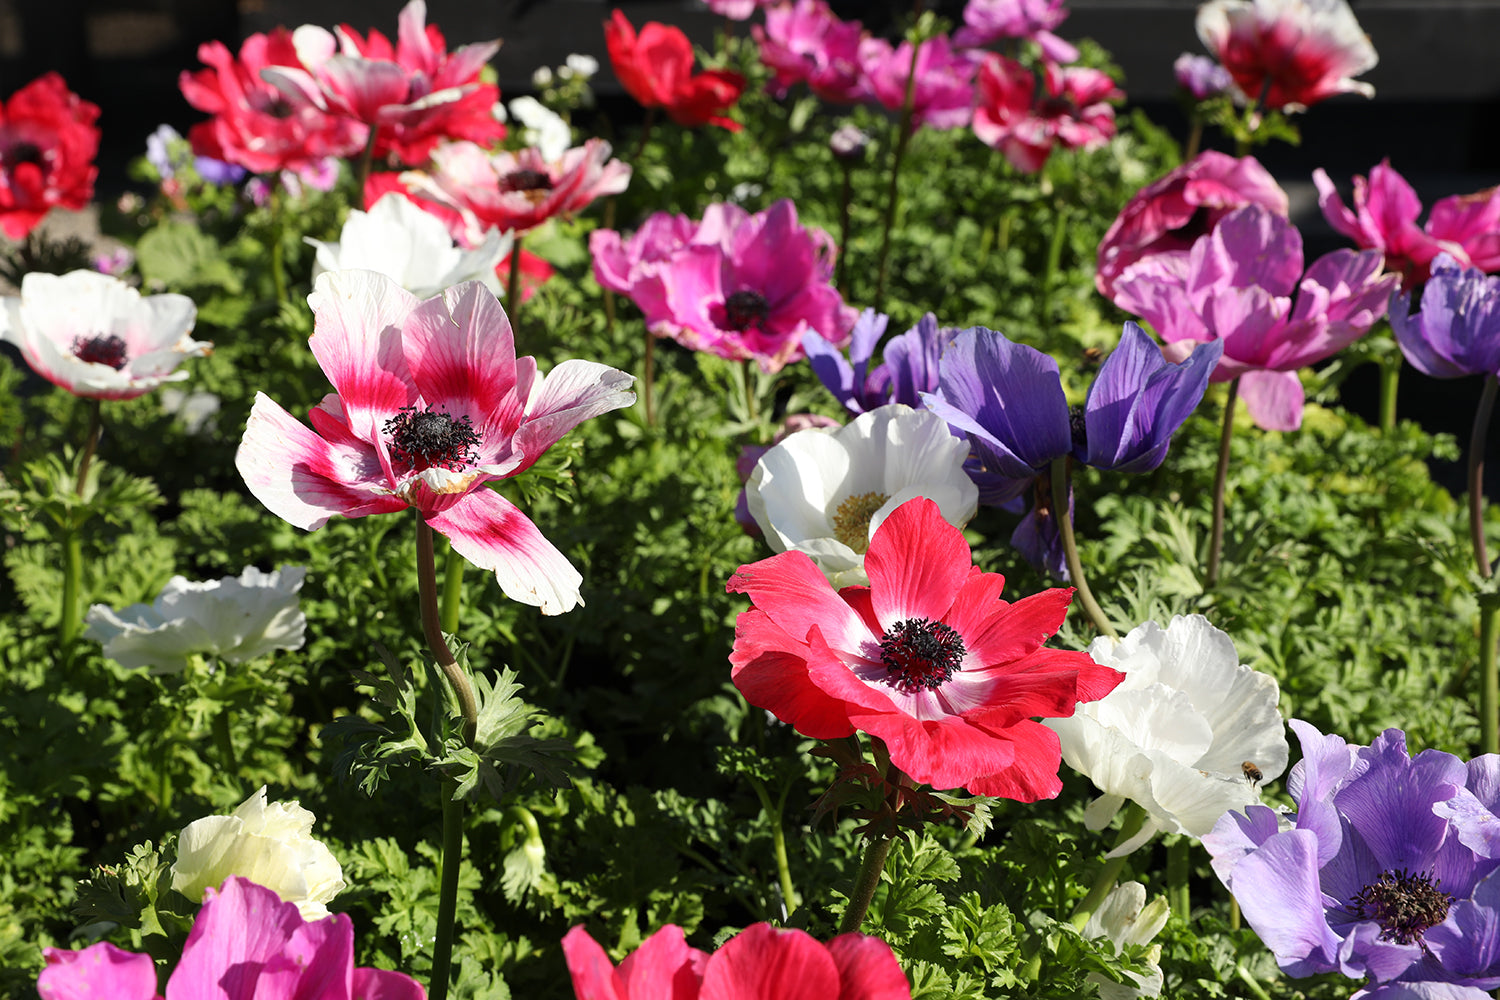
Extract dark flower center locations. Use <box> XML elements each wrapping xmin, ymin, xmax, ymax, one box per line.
<box><xmin>383</xmin><ymin>405</ymin><xmax>481</xmax><ymax>472</ymax></box>
<box><xmin>503</xmin><ymin>169</ymin><xmax>553</xmax><ymax>193</ymax></box>
<box><xmin>72</xmin><ymin>334</ymin><xmax>128</xmax><ymax>370</ymax></box>
<box><xmin>1038</xmin><ymin>96</ymin><xmax>1077</xmax><ymax>119</ymax></box>
<box><xmin>2</xmin><ymin>140</ymin><xmax>43</xmax><ymax>168</ymax></box>
<box><xmin>723</xmin><ymin>289</ymin><xmax>769</xmax><ymax>331</ymax></box>
<box><xmin>1347</xmin><ymin>868</ymin><xmax>1454</xmax><ymax>946</ymax></box>
<box><xmin>1069</xmin><ymin>404</ymin><xmax>1087</xmax><ymax>451</ymax></box>
<box><xmin>879</xmin><ymin>618</ymin><xmax>966</xmax><ymax>693</ymax></box>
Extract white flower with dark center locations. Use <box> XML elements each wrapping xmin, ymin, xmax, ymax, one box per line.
<box><xmin>306</xmin><ymin>193</ymin><xmax>510</xmax><ymax>299</ymax></box>
<box><xmin>745</xmin><ymin>403</ymin><xmax>978</xmax><ymax>587</ymax></box>
<box><xmin>1046</xmin><ymin>615</ymin><xmax>1289</xmax><ymax>856</ymax></box>
<box><xmin>171</xmin><ymin>785</ymin><xmax>345</xmax><ymax>920</ymax></box>
<box><xmin>1084</xmin><ymin>882</ymin><xmax>1170</xmax><ymax>999</ymax></box>
<box><xmin>84</xmin><ymin>566</ymin><xmax>307</xmax><ymax>674</ymax></box>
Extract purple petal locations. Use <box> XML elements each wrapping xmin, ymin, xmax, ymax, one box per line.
<box><xmin>1220</xmin><ymin>827</ymin><xmax>1345</xmax><ymax>977</ymax></box>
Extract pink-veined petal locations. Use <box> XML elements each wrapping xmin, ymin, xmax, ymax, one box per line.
<box><xmin>512</xmin><ymin>359</ymin><xmax>637</xmax><ymax>473</ymax></box>
<box><xmin>308</xmin><ymin>270</ymin><xmax>420</xmax><ymax>444</ymax></box>
<box><xmin>402</xmin><ymin>279</ymin><xmax>518</xmax><ymax>429</ymax></box>
<box><xmin>726</xmin><ymin>549</ymin><xmax>876</xmax><ymax>656</ymax></box>
<box><xmin>426</xmin><ymin>487</ymin><xmax>583</xmax><ymax>614</ymax></box>
<box><xmin>1238</xmin><ymin>368</ymin><xmax>1306</xmax><ymax>431</ymax></box>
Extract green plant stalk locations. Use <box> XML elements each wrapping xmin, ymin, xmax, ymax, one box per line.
<box><xmin>1379</xmin><ymin>355</ymin><xmax>1401</xmax><ymax>432</ymax></box>
<box><xmin>357</xmin><ymin>127</ymin><xmax>379</xmax><ymax>194</ymax></box>
<box><xmin>429</xmin><ymin>777</ymin><xmax>464</xmax><ymax>1000</ymax></box>
<box><xmin>211</xmin><ymin>707</ymin><xmax>239</xmax><ymax>780</ymax></box>
<box><xmin>1050</xmin><ymin>459</ymin><xmax>1118</xmax><ymax>639</ymax></box>
<box><xmin>836</xmin><ymin>160</ymin><xmax>853</xmax><ymax>298</ymax></box>
<box><xmin>643</xmin><ymin>330</ymin><xmax>656</xmax><ymax>427</ymax></box>
<box><xmin>269</xmin><ymin>187</ymin><xmax>288</xmax><ymax>307</ymax></box>
<box><xmin>1482</xmin><ymin>598</ymin><xmax>1499</xmax><ymax>755</ymax></box>
<box><xmin>1235</xmin><ymin>963</ymin><xmax>1274</xmax><ymax>1000</ymax></box>
<box><xmin>837</xmin><ymin>830</ymin><xmax>894</xmax><ymax>934</ymax></box>
<box><xmin>1040</xmin><ymin>201</ymin><xmax>1068</xmax><ymax>327</ymax></box>
<box><xmin>1205</xmin><ymin>378</ymin><xmax>1240</xmax><ymax>588</ymax></box>
<box><xmin>873</xmin><ymin>41</ymin><xmax>920</xmax><ymax>309</ymax></box>
<box><xmin>1070</xmin><ymin>802</ymin><xmax>1146</xmax><ymax>930</ymax></box>
<box><xmin>1469</xmin><ymin>375</ymin><xmax>1496</xmax><ymax>579</ymax></box>
<box><xmin>1165</xmin><ymin>838</ymin><xmax>1191</xmax><ymax>921</ymax></box>
<box><xmin>747</xmin><ymin>776</ymin><xmax>798</xmax><ymax>916</ymax></box>
<box><xmin>416</xmin><ymin>517</ymin><xmax>478</xmax><ymax>745</ymax></box>
<box><xmin>1184</xmin><ymin>115</ymin><xmax>1204</xmax><ymax>161</ymax></box>
<box><xmin>61</xmin><ymin>400</ymin><xmax>103</xmax><ymax>647</ymax></box>
<box><xmin>440</xmin><ymin>537</ymin><xmax>463</xmax><ymax>635</ymax></box>
<box><xmin>507</xmin><ymin>239</ymin><xmax>524</xmax><ymax>341</ymax></box>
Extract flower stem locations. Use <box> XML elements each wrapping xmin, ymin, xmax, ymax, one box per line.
<box><xmin>1069</xmin><ymin>802</ymin><xmax>1146</xmax><ymax>930</ymax></box>
<box><xmin>643</xmin><ymin>329</ymin><xmax>656</xmax><ymax>427</ymax></box>
<box><xmin>357</xmin><ymin>127</ymin><xmax>378</xmax><ymax>195</ymax></box>
<box><xmin>416</xmin><ymin>517</ymin><xmax>478</xmax><ymax>746</ymax></box>
<box><xmin>1379</xmin><ymin>355</ymin><xmax>1401</xmax><ymax>432</ymax></box>
<box><xmin>873</xmin><ymin>43</ymin><xmax>920</xmax><ymax>309</ymax></box>
<box><xmin>1165</xmin><ymin>837</ymin><xmax>1191</xmax><ymax>920</ymax></box>
<box><xmin>1184</xmin><ymin>116</ymin><xmax>1204</xmax><ymax>161</ymax></box>
<box><xmin>61</xmin><ymin>399</ymin><xmax>103</xmax><ymax>648</ymax></box>
<box><xmin>211</xmin><ymin>707</ymin><xmax>239</xmax><ymax>780</ymax></box>
<box><xmin>747</xmin><ymin>775</ymin><xmax>798</xmax><ymax>917</ymax></box>
<box><xmin>506</xmin><ymin>238</ymin><xmax>524</xmax><ymax>343</ymax></box>
<box><xmin>429</xmin><ymin>777</ymin><xmax>464</xmax><ymax>1000</ymax></box>
<box><xmin>1469</xmin><ymin>375</ymin><xmax>1496</xmax><ymax>579</ymax></box>
<box><xmin>269</xmin><ymin>186</ymin><xmax>288</xmax><ymax>307</ymax></box>
<box><xmin>1235</xmin><ymin>963</ymin><xmax>1274</xmax><ymax>1000</ymax></box>
<box><xmin>1041</xmin><ymin>200</ymin><xmax>1068</xmax><ymax>327</ymax></box>
<box><xmin>837</xmin><ymin>830</ymin><xmax>894</xmax><ymax>934</ymax></box>
<box><xmin>836</xmin><ymin>159</ymin><xmax>853</xmax><ymax>298</ymax></box>
<box><xmin>1205</xmin><ymin>378</ymin><xmax>1240</xmax><ymax>589</ymax></box>
<box><xmin>440</xmin><ymin>536</ymin><xmax>463</xmax><ymax>635</ymax></box>
<box><xmin>1050</xmin><ymin>459</ymin><xmax>1117</xmax><ymax>639</ymax></box>
<box><xmin>75</xmin><ymin>399</ymin><xmax>102</xmax><ymax>496</ymax></box>
<box><xmin>1481</xmin><ymin>596</ymin><xmax>1499</xmax><ymax>755</ymax></box>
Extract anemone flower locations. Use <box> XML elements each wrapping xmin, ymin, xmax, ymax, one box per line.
<box><xmin>728</xmin><ymin>497</ymin><xmax>1123</xmax><ymax>801</ymax></box>
<box><xmin>38</xmin><ymin>877</ymin><xmax>425</xmax><ymax>1000</ymax></box>
<box><xmin>754</xmin><ymin>0</ymin><xmax>868</xmax><ymax>104</ymax></box>
<box><xmin>0</xmin><ymin>270</ymin><xmax>205</xmax><ymax>400</ymax></box>
<box><xmin>1389</xmin><ymin>254</ymin><xmax>1500</xmax><ymax>379</ymax></box>
<box><xmin>1174</xmin><ymin>53</ymin><xmax>1233</xmax><ymax>100</ymax></box>
<box><xmin>604</xmin><ymin>9</ymin><xmax>746</xmax><ymax>130</ymax></box>
<box><xmin>1195</xmin><ymin>0</ymin><xmax>1377</xmax><ymax>112</ymax></box>
<box><xmin>858</xmin><ymin>34</ymin><xmax>977</xmax><ymax>131</ymax></box>
<box><xmin>562</xmin><ymin>921</ymin><xmax>913</xmax><ymax>1000</ymax></box>
<box><xmin>1204</xmin><ymin>721</ymin><xmax>1500</xmax><ymax>998</ymax></box>
<box><xmin>802</xmin><ymin>309</ymin><xmax>950</xmax><ymax>415</ymax></box>
<box><xmin>971</xmin><ymin>54</ymin><xmax>1122</xmax><ymax>174</ymax></box>
<box><xmin>0</xmin><ymin>72</ymin><xmax>100</xmax><ymax>239</ymax></box>
<box><xmin>1046</xmin><ymin>615</ymin><xmax>1289</xmax><ymax>856</ymax></box>
<box><xmin>236</xmin><ymin>271</ymin><xmax>635</xmax><ymax>615</ymax></box>
<box><xmin>745</xmin><ymin>404</ymin><xmax>979</xmax><ymax>587</ymax></box>
<box><xmin>953</xmin><ymin>0</ymin><xmax>1079</xmax><ymax>63</ymax></box>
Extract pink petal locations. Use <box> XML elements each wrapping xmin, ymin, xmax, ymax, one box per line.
<box><xmin>39</xmin><ymin>943</ymin><xmax>159</xmax><ymax>1000</ymax></box>
<box><xmin>731</xmin><ymin>611</ymin><xmax>863</xmax><ymax>740</ymax></box>
<box><xmin>401</xmin><ymin>280</ymin><xmax>518</xmax><ymax>429</ymax></box>
<box><xmin>617</xmin><ymin>925</ymin><xmax>710</xmax><ymax>1000</ymax></box>
<box><xmin>960</xmin><ymin>719</ymin><xmax>1067</xmax><ymax>801</ymax></box>
<box><xmin>562</xmin><ymin>926</ymin><xmax>623</xmax><ymax>1000</ymax></box>
<box><xmin>851</xmin><ymin>708</ymin><xmax>1020</xmax><ymax>796</ymax></box>
<box><xmin>237</xmin><ymin>392</ymin><xmax>407</xmax><ymax>530</ymax></box>
<box><xmin>511</xmin><ymin>359</ymin><xmax>637</xmax><ymax>474</ymax></box>
<box><xmin>425</xmin><ymin>487</ymin><xmax>583</xmax><ymax>615</ymax></box>
<box><xmin>699</xmin><ymin>924</ymin><xmax>841</xmax><ymax>1000</ymax></box>
<box><xmin>320</xmin><ymin>56</ymin><xmax>413</xmax><ymax>121</ymax></box>
<box><xmin>308</xmin><ymin>270</ymin><xmax>420</xmax><ymax>445</ymax></box>
<box><xmin>863</xmin><ymin>498</ymin><xmax>971</xmax><ymax>629</ymax></box>
<box><xmin>825</xmin><ymin>935</ymin><xmax>912</xmax><ymax>1000</ymax></box>
<box><xmin>726</xmin><ymin>550</ymin><xmax>877</xmax><ymax>657</ymax></box>
<box><xmin>1238</xmin><ymin>369</ymin><xmax>1305</xmax><ymax>431</ymax></box>
<box><xmin>353</xmin><ymin>968</ymin><xmax>428</xmax><ymax>1000</ymax></box>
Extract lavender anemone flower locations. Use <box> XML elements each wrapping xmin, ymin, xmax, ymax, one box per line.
<box><xmin>1390</xmin><ymin>254</ymin><xmax>1500</xmax><ymax>379</ymax></box>
<box><xmin>1205</xmin><ymin>720</ymin><xmax>1500</xmax><ymax>999</ymax></box>
<box><xmin>802</xmin><ymin>309</ymin><xmax>949</xmax><ymax>415</ymax></box>
<box><xmin>921</xmin><ymin>321</ymin><xmax>1224</xmax><ymax>503</ymax></box>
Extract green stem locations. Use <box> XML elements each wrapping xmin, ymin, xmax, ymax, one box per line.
<box><xmin>507</xmin><ymin>237</ymin><xmax>524</xmax><ymax>341</ymax></box>
<box><xmin>1235</xmin><ymin>963</ymin><xmax>1274</xmax><ymax>1000</ymax></box>
<box><xmin>742</xmin><ymin>360</ymin><xmax>760</xmax><ymax>430</ymax></box>
<box><xmin>429</xmin><ymin>778</ymin><xmax>464</xmax><ymax>1000</ymax></box>
<box><xmin>1165</xmin><ymin>837</ymin><xmax>1191</xmax><ymax>921</ymax></box>
<box><xmin>1205</xmin><ymin>378</ymin><xmax>1240</xmax><ymax>589</ymax></box>
<box><xmin>440</xmin><ymin>537</ymin><xmax>464</xmax><ymax>635</ymax></box>
<box><xmin>269</xmin><ymin>187</ymin><xmax>288</xmax><ymax>307</ymax></box>
<box><xmin>1050</xmin><ymin>459</ymin><xmax>1117</xmax><ymax>639</ymax></box>
<box><xmin>1069</xmin><ymin>803</ymin><xmax>1146</xmax><ymax>930</ymax></box>
<box><xmin>1184</xmin><ymin>116</ymin><xmax>1204</xmax><ymax>161</ymax></box>
<box><xmin>1482</xmin><ymin>597</ymin><xmax>1499</xmax><ymax>755</ymax></box>
<box><xmin>1040</xmin><ymin>200</ymin><xmax>1068</xmax><ymax>327</ymax></box>
<box><xmin>1379</xmin><ymin>355</ymin><xmax>1401</xmax><ymax>432</ymax></box>
<box><xmin>836</xmin><ymin>160</ymin><xmax>853</xmax><ymax>299</ymax></box>
<box><xmin>416</xmin><ymin>516</ymin><xmax>479</xmax><ymax>746</ymax></box>
<box><xmin>747</xmin><ymin>776</ymin><xmax>798</xmax><ymax>916</ymax></box>
<box><xmin>75</xmin><ymin>399</ymin><xmax>102</xmax><ymax>496</ymax></box>
<box><xmin>357</xmin><ymin>127</ymin><xmax>379</xmax><ymax>195</ymax></box>
<box><xmin>643</xmin><ymin>329</ymin><xmax>656</xmax><ymax>427</ymax></box>
<box><xmin>59</xmin><ymin>529</ymin><xmax>83</xmax><ymax>648</ymax></box>
<box><xmin>873</xmin><ymin>42</ymin><xmax>920</xmax><ymax>309</ymax></box>
<box><xmin>837</xmin><ymin>831</ymin><xmax>894</xmax><ymax>934</ymax></box>
<box><xmin>211</xmin><ymin>707</ymin><xmax>239</xmax><ymax>780</ymax></box>
<box><xmin>1469</xmin><ymin>375</ymin><xmax>1496</xmax><ymax>579</ymax></box>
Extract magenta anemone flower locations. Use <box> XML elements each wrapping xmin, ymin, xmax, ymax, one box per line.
<box><xmin>1095</xmin><ymin>151</ymin><xmax>1289</xmax><ymax>302</ymax></box>
<box><xmin>953</xmin><ymin>0</ymin><xmax>1079</xmax><ymax>64</ymax></box>
<box><xmin>38</xmin><ymin>876</ymin><xmax>425</xmax><ymax>1000</ymax></box>
<box><xmin>858</xmin><ymin>34</ymin><xmax>977</xmax><ymax>131</ymax></box>
<box><xmin>644</xmin><ymin>199</ymin><xmax>856</xmax><ymax>373</ymax></box>
<box><xmin>590</xmin><ymin>210</ymin><xmax>697</xmax><ymax>326</ymax></box>
<box><xmin>1314</xmin><ymin>159</ymin><xmax>1500</xmax><ymax>289</ymax></box>
<box><xmin>728</xmin><ymin>496</ymin><xmax>1123</xmax><ymax>801</ymax></box>
<box><xmin>1196</xmin><ymin>0</ymin><xmax>1377</xmax><ymax>113</ymax></box>
<box><xmin>563</xmin><ymin>921</ymin><xmax>912</xmax><ymax>1000</ymax></box>
<box><xmin>1113</xmin><ymin>204</ymin><xmax>1397</xmax><ymax>431</ymax></box>
<box><xmin>972</xmin><ymin>53</ymin><xmax>1121</xmax><ymax>174</ymax></box>
<box><xmin>753</xmin><ymin>0</ymin><xmax>868</xmax><ymax>104</ymax></box>
<box><xmin>236</xmin><ymin>271</ymin><xmax>635</xmax><ymax>615</ymax></box>
<box><xmin>260</xmin><ymin>0</ymin><xmax>503</xmax><ymax>166</ymax></box>
<box><xmin>703</xmin><ymin>0</ymin><xmax>777</xmax><ymax>20</ymax></box>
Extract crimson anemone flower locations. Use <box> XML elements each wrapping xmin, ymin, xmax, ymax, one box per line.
<box><xmin>604</xmin><ymin>9</ymin><xmax>746</xmax><ymax>131</ymax></box>
<box><xmin>754</xmin><ymin>0</ymin><xmax>868</xmax><ymax>104</ymax></box>
<box><xmin>1196</xmin><ymin>0</ymin><xmax>1377</xmax><ymax>112</ymax></box>
<box><xmin>236</xmin><ymin>271</ymin><xmax>635</xmax><ymax>615</ymax></box>
<box><xmin>971</xmin><ymin>53</ymin><xmax>1121</xmax><ymax>173</ymax></box>
<box><xmin>858</xmin><ymin>34</ymin><xmax>978</xmax><ymax>131</ymax></box>
<box><xmin>0</xmin><ymin>73</ymin><xmax>100</xmax><ymax>240</ymax></box>
<box><xmin>260</xmin><ymin>0</ymin><xmax>503</xmax><ymax>166</ymax></box>
<box><xmin>727</xmin><ymin>497</ymin><xmax>1122</xmax><ymax>801</ymax></box>
<box><xmin>562</xmin><ymin>922</ymin><xmax>912</xmax><ymax>1000</ymax></box>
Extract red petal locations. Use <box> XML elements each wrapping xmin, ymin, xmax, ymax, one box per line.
<box><xmin>727</xmin><ymin>550</ymin><xmax>876</xmax><ymax>656</ymax></box>
<box><xmin>826</xmin><ymin>935</ymin><xmax>912</xmax><ymax>1000</ymax></box>
<box><xmin>731</xmin><ymin>611</ymin><xmax>859</xmax><ymax>740</ymax></box>
<box><xmin>700</xmin><ymin>924</ymin><xmax>840</xmax><ymax>1000</ymax></box>
<box><xmin>863</xmin><ymin>498</ymin><xmax>971</xmax><ymax>628</ymax></box>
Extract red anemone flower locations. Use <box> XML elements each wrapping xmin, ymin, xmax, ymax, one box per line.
<box><xmin>727</xmin><ymin>497</ymin><xmax>1123</xmax><ymax>801</ymax></box>
<box><xmin>0</xmin><ymin>73</ymin><xmax>100</xmax><ymax>240</ymax></box>
<box><xmin>236</xmin><ymin>271</ymin><xmax>635</xmax><ymax>615</ymax></box>
<box><xmin>604</xmin><ymin>9</ymin><xmax>746</xmax><ymax>131</ymax></box>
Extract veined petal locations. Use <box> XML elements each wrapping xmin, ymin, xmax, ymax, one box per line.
<box><xmin>39</xmin><ymin>943</ymin><xmax>158</xmax><ymax>1000</ymax></box>
<box><xmin>402</xmin><ymin>280</ymin><xmax>518</xmax><ymax>430</ymax></box>
<box><xmin>826</xmin><ymin>934</ymin><xmax>912</xmax><ymax>1000</ymax></box>
<box><xmin>700</xmin><ymin>924</ymin><xmax>841</xmax><ymax>1000</ymax></box>
<box><xmin>512</xmin><ymin>359</ymin><xmax>637</xmax><ymax>473</ymax></box>
<box><xmin>426</xmin><ymin>488</ymin><xmax>583</xmax><ymax>615</ymax></box>
<box><xmin>863</xmin><ymin>497</ymin><xmax>972</xmax><ymax>626</ymax></box>
<box><xmin>727</xmin><ymin>549</ymin><xmax>877</xmax><ymax>656</ymax></box>
<box><xmin>1238</xmin><ymin>369</ymin><xmax>1305</xmax><ymax>431</ymax></box>
<box><xmin>307</xmin><ymin>270</ymin><xmax>420</xmax><ymax>444</ymax></box>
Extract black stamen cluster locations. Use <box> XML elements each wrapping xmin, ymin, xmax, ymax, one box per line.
<box><xmin>1069</xmin><ymin>404</ymin><xmax>1088</xmax><ymax>452</ymax></box>
<box><xmin>1348</xmin><ymin>868</ymin><xmax>1454</xmax><ymax>946</ymax></box>
<box><xmin>72</xmin><ymin>334</ymin><xmax>128</xmax><ymax>370</ymax></box>
<box><xmin>880</xmin><ymin>618</ymin><xmax>966</xmax><ymax>693</ymax></box>
<box><xmin>383</xmin><ymin>405</ymin><xmax>481</xmax><ymax>472</ymax></box>
<box><xmin>503</xmin><ymin>169</ymin><xmax>554</xmax><ymax>193</ymax></box>
<box><xmin>723</xmin><ymin>289</ymin><xmax>769</xmax><ymax>331</ymax></box>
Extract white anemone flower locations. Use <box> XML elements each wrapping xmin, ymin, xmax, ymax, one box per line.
<box><xmin>84</xmin><ymin>566</ymin><xmax>308</xmax><ymax>674</ymax></box>
<box><xmin>306</xmin><ymin>193</ymin><xmax>510</xmax><ymax>298</ymax></box>
<box><xmin>1046</xmin><ymin>615</ymin><xmax>1289</xmax><ymax>856</ymax></box>
<box><xmin>507</xmin><ymin>96</ymin><xmax>572</xmax><ymax>162</ymax></box>
<box><xmin>1083</xmin><ymin>882</ymin><xmax>1169</xmax><ymax>999</ymax></box>
<box><xmin>746</xmin><ymin>403</ymin><xmax>978</xmax><ymax>587</ymax></box>
<box><xmin>171</xmin><ymin>785</ymin><xmax>346</xmax><ymax>920</ymax></box>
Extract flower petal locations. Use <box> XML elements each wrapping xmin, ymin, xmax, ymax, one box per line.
<box><xmin>307</xmin><ymin>269</ymin><xmax>420</xmax><ymax>444</ymax></box>
<box><xmin>863</xmin><ymin>497</ymin><xmax>971</xmax><ymax>627</ymax></box>
<box><xmin>426</xmin><ymin>488</ymin><xmax>584</xmax><ymax>615</ymax></box>
<box><xmin>700</xmin><ymin>924</ymin><xmax>841</xmax><ymax>1000</ymax></box>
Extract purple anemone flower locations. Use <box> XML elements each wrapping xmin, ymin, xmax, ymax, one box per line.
<box><xmin>1205</xmin><ymin>720</ymin><xmax>1500</xmax><ymax>999</ymax></box>
<box><xmin>920</xmin><ymin>321</ymin><xmax>1223</xmax><ymax>503</ymax></box>
<box><xmin>803</xmin><ymin>309</ymin><xmax>949</xmax><ymax>415</ymax></box>
<box><xmin>1390</xmin><ymin>254</ymin><xmax>1500</xmax><ymax>379</ymax></box>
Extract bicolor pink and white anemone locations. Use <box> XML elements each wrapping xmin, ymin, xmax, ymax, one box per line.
<box><xmin>0</xmin><ymin>270</ymin><xmax>205</xmax><ymax>400</ymax></box>
<box><xmin>235</xmin><ymin>270</ymin><xmax>635</xmax><ymax>615</ymax></box>
<box><xmin>1196</xmin><ymin>0</ymin><xmax>1377</xmax><ymax>112</ymax></box>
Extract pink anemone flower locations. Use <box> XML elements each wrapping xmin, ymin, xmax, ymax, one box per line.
<box><xmin>972</xmin><ymin>53</ymin><xmax>1122</xmax><ymax>174</ymax></box>
<box><xmin>1195</xmin><ymin>0</ymin><xmax>1377</xmax><ymax>112</ymax></box>
<box><xmin>953</xmin><ymin>0</ymin><xmax>1079</xmax><ymax>64</ymax></box>
<box><xmin>858</xmin><ymin>34</ymin><xmax>978</xmax><ymax>131</ymax></box>
<box><xmin>38</xmin><ymin>876</ymin><xmax>425</xmax><ymax>1000</ymax></box>
<box><xmin>563</xmin><ymin>921</ymin><xmax>912</xmax><ymax>1000</ymax></box>
<box><xmin>753</xmin><ymin>0</ymin><xmax>868</xmax><ymax>104</ymax></box>
<box><xmin>728</xmin><ymin>497</ymin><xmax>1123</xmax><ymax>801</ymax></box>
<box><xmin>0</xmin><ymin>270</ymin><xmax>206</xmax><ymax>400</ymax></box>
<box><xmin>1112</xmin><ymin>204</ymin><xmax>1397</xmax><ymax>432</ymax></box>
<box><xmin>261</xmin><ymin>0</ymin><xmax>503</xmax><ymax>166</ymax></box>
<box><xmin>236</xmin><ymin>271</ymin><xmax>635</xmax><ymax>615</ymax></box>
<box><xmin>1313</xmin><ymin>159</ymin><xmax>1500</xmax><ymax>288</ymax></box>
